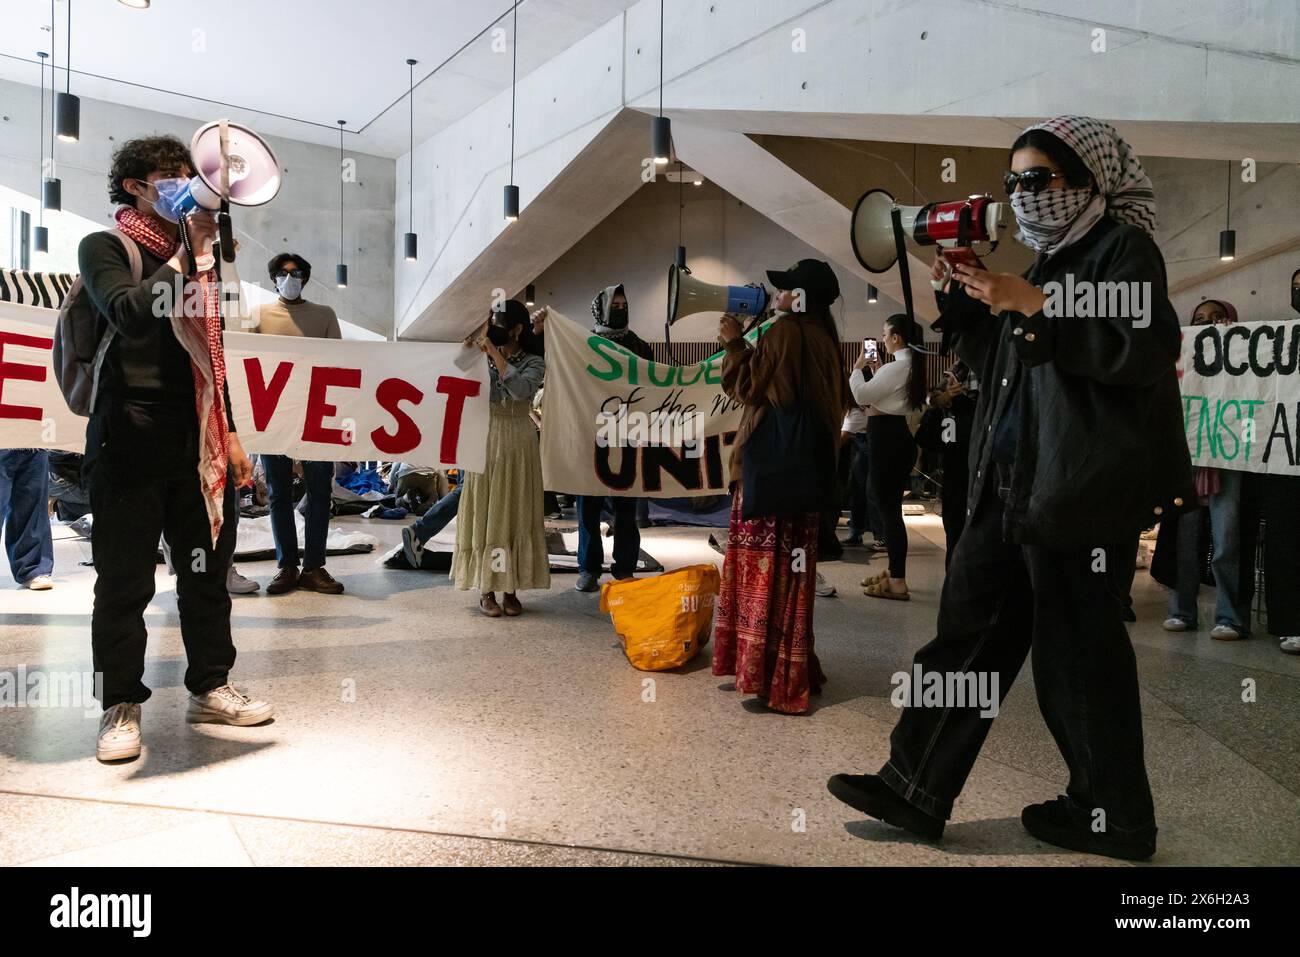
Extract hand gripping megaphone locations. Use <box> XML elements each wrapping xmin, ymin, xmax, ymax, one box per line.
<box><xmin>666</xmin><ymin>263</ymin><xmax>770</xmax><ymax>326</ymax></box>
<box><xmin>155</xmin><ymin>120</ymin><xmax>282</xmax><ymax>264</ymax></box>
<box><xmin>850</xmin><ymin>188</ymin><xmax>1008</xmax><ymax>289</ymax></box>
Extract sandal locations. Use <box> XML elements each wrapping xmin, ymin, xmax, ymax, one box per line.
<box><xmin>860</xmin><ymin>569</ymin><xmax>890</xmax><ymax>588</ymax></box>
<box><xmin>502</xmin><ymin>592</ymin><xmax>522</xmax><ymax>617</ymax></box>
<box><xmin>479</xmin><ymin>593</ymin><xmax>503</xmax><ymax>617</ymax></box>
<box><xmin>864</xmin><ymin>580</ymin><xmax>909</xmax><ymax>601</ymax></box>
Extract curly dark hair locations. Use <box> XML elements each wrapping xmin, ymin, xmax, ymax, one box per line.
<box><xmin>108</xmin><ymin>135</ymin><xmax>192</xmax><ymax>206</ymax></box>
<box><xmin>268</xmin><ymin>253</ymin><xmax>312</xmax><ymax>282</ymax></box>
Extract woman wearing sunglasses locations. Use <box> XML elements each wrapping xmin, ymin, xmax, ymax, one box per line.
<box><xmin>828</xmin><ymin>116</ymin><xmax>1194</xmax><ymax>861</ymax></box>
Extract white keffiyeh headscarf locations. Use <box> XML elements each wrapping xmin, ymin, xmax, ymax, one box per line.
<box><xmin>1014</xmin><ymin>115</ymin><xmax>1157</xmax><ymax>255</ymax></box>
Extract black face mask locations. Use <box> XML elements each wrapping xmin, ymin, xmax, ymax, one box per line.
<box><xmin>486</xmin><ymin>324</ymin><xmax>513</xmax><ymax>347</ymax></box>
<box><xmin>606</xmin><ymin>306</ymin><xmax>629</xmax><ymax>329</ymax></box>
<box><xmin>1291</xmin><ymin>287</ymin><xmax>1300</xmax><ymax>315</ymax></box>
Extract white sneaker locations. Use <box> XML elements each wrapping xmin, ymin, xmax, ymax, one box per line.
<box><xmin>1280</xmin><ymin>636</ymin><xmax>1300</xmax><ymax>655</ymax></box>
<box><xmin>97</xmin><ymin>702</ymin><xmax>142</xmax><ymax>761</ymax></box>
<box><xmin>24</xmin><ymin>575</ymin><xmax>53</xmax><ymax>590</ymax></box>
<box><xmin>1162</xmin><ymin>617</ymin><xmax>1189</xmax><ymax>632</ymax></box>
<box><xmin>1210</xmin><ymin>623</ymin><xmax>1242</xmax><ymax>641</ymax></box>
<box><xmin>814</xmin><ymin>572</ymin><xmax>836</xmax><ymax>598</ymax></box>
<box><xmin>226</xmin><ymin>566</ymin><xmax>260</xmax><ymax>594</ymax></box>
<box><xmin>402</xmin><ymin>524</ymin><xmax>425</xmax><ymax>568</ymax></box>
<box><xmin>186</xmin><ymin>684</ymin><xmax>274</xmax><ymax>726</ymax></box>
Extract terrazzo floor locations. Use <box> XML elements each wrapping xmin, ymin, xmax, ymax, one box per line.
<box><xmin>2</xmin><ymin>510</ymin><xmax>1297</xmax><ymax>867</ymax></box>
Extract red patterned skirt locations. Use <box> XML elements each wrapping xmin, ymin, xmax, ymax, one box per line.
<box><xmin>712</xmin><ymin>488</ymin><xmax>825</xmax><ymax>714</ymax></box>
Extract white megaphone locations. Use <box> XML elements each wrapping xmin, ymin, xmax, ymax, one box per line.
<box><xmin>666</xmin><ymin>263</ymin><xmax>770</xmax><ymax>326</ymax></box>
<box><xmin>155</xmin><ymin>120</ymin><xmax>282</xmax><ymax>263</ymax></box>
<box><xmin>850</xmin><ymin>188</ymin><xmax>1008</xmax><ymax>288</ymax></box>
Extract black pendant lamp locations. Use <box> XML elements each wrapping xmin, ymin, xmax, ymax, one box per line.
<box><xmin>404</xmin><ymin>58</ymin><xmax>418</xmax><ymax>260</ymax></box>
<box><xmin>675</xmin><ymin>161</ymin><xmax>686</xmax><ymax>267</ymax></box>
<box><xmin>1219</xmin><ymin>161</ymin><xmax>1236</xmax><ymax>262</ymax></box>
<box><xmin>867</xmin><ymin>284</ymin><xmax>878</xmax><ymax>304</ymax></box>
<box><xmin>55</xmin><ymin>0</ymin><xmax>79</xmax><ymax>143</ymax></box>
<box><xmin>34</xmin><ymin>51</ymin><xmax>49</xmax><ymax>252</ymax></box>
<box><xmin>525</xmin><ymin>284</ymin><xmax>536</xmax><ymax>307</ymax></box>
<box><xmin>651</xmin><ymin>0</ymin><xmax>670</xmax><ymax>165</ymax></box>
<box><xmin>336</xmin><ymin>120</ymin><xmax>348</xmax><ymax>288</ymax></box>
<box><xmin>504</xmin><ymin>4</ymin><xmax>520</xmax><ymax>222</ymax></box>
<box><xmin>42</xmin><ymin>1</ymin><xmax>61</xmax><ymax>212</ymax></box>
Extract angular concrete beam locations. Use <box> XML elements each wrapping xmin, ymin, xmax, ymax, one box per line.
<box><xmin>670</xmin><ymin>120</ymin><xmax>938</xmax><ymax>321</ymax></box>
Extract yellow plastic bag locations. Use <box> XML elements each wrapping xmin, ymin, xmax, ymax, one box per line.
<box><xmin>598</xmin><ymin>563</ymin><xmax>721</xmax><ymax>671</ymax></box>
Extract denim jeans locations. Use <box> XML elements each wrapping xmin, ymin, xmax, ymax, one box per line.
<box><xmin>879</xmin><ymin>479</ymin><xmax>1155</xmax><ymax>835</ymax></box>
<box><xmin>410</xmin><ymin>484</ymin><xmax>462</xmax><ymax>545</ymax></box>
<box><xmin>265</xmin><ymin>455</ymin><xmax>333</xmax><ymax>570</ymax></box>
<box><xmin>1169</xmin><ymin>469</ymin><xmax>1245</xmax><ymax>630</ymax></box>
<box><xmin>576</xmin><ymin>495</ymin><xmax>640</xmax><ymax>578</ymax></box>
<box><xmin>847</xmin><ymin>432</ymin><xmax>883</xmax><ymax>538</ymax></box>
<box><xmin>0</xmin><ymin>449</ymin><xmax>53</xmax><ymax>584</ymax></box>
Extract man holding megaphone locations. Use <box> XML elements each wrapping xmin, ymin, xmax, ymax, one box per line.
<box><xmin>74</xmin><ymin>134</ymin><xmax>272</xmax><ymax>763</ymax></box>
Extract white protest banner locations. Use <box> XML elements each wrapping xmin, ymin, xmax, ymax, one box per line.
<box><xmin>540</xmin><ymin>308</ymin><xmax>770</xmax><ymax>497</ymax></box>
<box><xmin>1178</xmin><ymin>317</ymin><xmax>1300</xmax><ymax>476</ymax></box>
<box><xmin>0</xmin><ymin>300</ymin><xmax>84</xmax><ymax>452</ymax></box>
<box><xmin>224</xmin><ymin>331</ymin><xmax>488</xmax><ymax>470</ymax></box>
<box><xmin>0</xmin><ymin>299</ymin><xmax>490</xmax><ymax>470</ymax></box>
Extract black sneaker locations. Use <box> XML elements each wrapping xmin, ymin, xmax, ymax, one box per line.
<box><xmin>826</xmin><ymin>773</ymin><xmax>945</xmax><ymax>840</ymax></box>
<box><xmin>1020</xmin><ymin>796</ymin><xmax>1156</xmax><ymax>861</ymax></box>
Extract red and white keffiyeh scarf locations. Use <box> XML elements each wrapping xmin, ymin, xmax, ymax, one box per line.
<box><xmin>114</xmin><ymin>205</ymin><xmax>230</xmax><ymax>546</ymax></box>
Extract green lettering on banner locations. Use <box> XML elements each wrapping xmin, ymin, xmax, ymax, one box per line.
<box><xmin>586</xmin><ymin>337</ymin><xmax>624</xmax><ymax>381</ymax></box>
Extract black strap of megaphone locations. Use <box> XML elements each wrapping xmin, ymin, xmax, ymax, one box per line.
<box><xmin>890</xmin><ymin>206</ymin><xmax>915</xmax><ymax>326</ymax></box>
<box><xmin>219</xmin><ymin>200</ymin><xmax>235</xmax><ymax>264</ymax></box>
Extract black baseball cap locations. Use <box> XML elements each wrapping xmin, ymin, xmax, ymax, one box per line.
<box><xmin>766</xmin><ymin>259</ymin><xmax>840</xmax><ymax>311</ymax></box>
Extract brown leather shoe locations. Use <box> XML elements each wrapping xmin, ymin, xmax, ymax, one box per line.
<box><xmin>479</xmin><ymin>593</ymin><xmax>503</xmax><ymax>617</ymax></box>
<box><xmin>266</xmin><ymin>566</ymin><xmax>300</xmax><ymax>595</ymax></box>
<box><xmin>502</xmin><ymin>592</ymin><xmax>522</xmax><ymax>617</ymax></box>
<box><xmin>298</xmin><ymin>566</ymin><xmax>344</xmax><ymax>594</ymax></box>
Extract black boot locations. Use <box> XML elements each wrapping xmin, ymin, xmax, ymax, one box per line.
<box><xmin>827</xmin><ymin>773</ymin><xmax>945</xmax><ymax>840</ymax></box>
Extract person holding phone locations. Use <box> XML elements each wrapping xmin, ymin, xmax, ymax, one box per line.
<box><xmin>851</xmin><ymin>314</ymin><xmax>928</xmax><ymax>600</ymax></box>
<box><xmin>450</xmin><ymin>300</ymin><xmax>549</xmax><ymax>617</ymax></box>
<box><xmin>829</xmin><ymin>116</ymin><xmax>1193</xmax><ymax>860</ymax></box>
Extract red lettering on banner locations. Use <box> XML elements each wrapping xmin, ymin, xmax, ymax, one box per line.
<box><xmin>436</xmin><ymin>375</ymin><xmax>481</xmax><ymax>464</ymax></box>
<box><xmin>302</xmin><ymin>366</ymin><xmax>362</xmax><ymax>444</ymax></box>
<box><xmin>0</xmin><ymin>331</ymin><xmax>54</xmax><ymax>422</ymax></box>
<box><xmin>243</xmin><ymin>357</ymin><xmax>294</xmax><ymax>431</ymax></box>
<box><xmin>371</xmin><ymin>377</ymin><xmax>424</xmax><ymax>454</ymax></box>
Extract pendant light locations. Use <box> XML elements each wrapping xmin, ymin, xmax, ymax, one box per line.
<box><xmin>55</xmin><ymin>0</ymin><xmax>80</xmax><ymax>143</ymax></box>
<box><xmin>675</xmin><ymin>160</ymin><xmax>686</xmax><ymax>268</ymax></box>
<box><xmin>525</xmin><ymin>284</ymin><xmax>536</xmax><ymax>307</ymax></box>
<box><xmin>403</xmin><ymin>58</ymin><xmax>418</xmax><ymax>260</ymax></box>
<box><xmin>34</xmin><ymin>51</ymin><xmax>49</xmax><ymax>252</ymax></box>
<box><xmin>1219</xmin><ymin>160</ymin><xmax>1236</xmax><ymax>262</ymax></box>
<box><xmin>867</xmin><ymin>284</ymin><xmax>878</xmax><ymax>304</ymax></box>
<box><xmin>650</xmin><ymin>0</ymin><xmax>670</xmax><ymax>165</ymax></box>
<box><xmin>43</xmin><ymin>1</ymin><xmax>61</xmax><ymax>212</ymax></box>
<box><xmin>336</xmin><ymin>120</ymin><xmax>348</xmax><ymax>288</ymax></box>
<box><xmin>503</xmin><ymin>4</ymin><xmax>520</xmax><ymax>222</ymax></box>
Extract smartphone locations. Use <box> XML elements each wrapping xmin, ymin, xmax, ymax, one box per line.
<box><xmin>863</xmin><ymin>338</ymin><xmax>878</xmax><ymax>361</ymax></box>
<box><xmin>940</xmin><ymin>246</ymin><xmax>987</xmax><ymax>272</ymax></box>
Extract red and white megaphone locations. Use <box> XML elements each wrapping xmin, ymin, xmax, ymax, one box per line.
<box><xmin>850</xmin><ymin>188</ymin><xmax>1008</xmax><ymax>289</ymax></box>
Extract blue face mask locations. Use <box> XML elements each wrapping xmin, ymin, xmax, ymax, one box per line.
<box><xmin>276</xmin><ymin>275</ymin><xmax>304</xmax><ymax>300</ymax></box>
<box><xmin>149</xmin><ymin>177</ymin><xmax>191</xmax><ymax>223</ymax></box>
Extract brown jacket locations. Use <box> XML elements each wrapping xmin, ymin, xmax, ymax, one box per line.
<box><xmin>721</xmin><ymin>312</ymin><xmax>850</xmax><ymax>488</ymax></box>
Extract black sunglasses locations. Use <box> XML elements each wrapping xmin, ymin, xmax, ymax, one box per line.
<box><xmin>1003</xmin><ymin>167</ymin><xmax>1062</xmax><ymax>196</ymax></box>
<box><xmin>275</xmin><ymin>268</ymin><xmax>305</xmax><ymax>280</ymax></box>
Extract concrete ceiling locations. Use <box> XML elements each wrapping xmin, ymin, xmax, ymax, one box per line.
<box><xmin>0</xmin><ymin>0</ymin><xmax>635</xmax><ymax>156</ymax></box>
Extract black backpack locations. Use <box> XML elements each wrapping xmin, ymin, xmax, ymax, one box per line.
<box><xmin>51</xmin><ymin>229</ymin><xmax>141</xmax><ymax>416</ymax></box>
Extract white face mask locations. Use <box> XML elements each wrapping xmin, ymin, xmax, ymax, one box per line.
<box><xmin>275</xmin><ymin>275</ymin><xmax>304</xmax><ymax>300</ymax></box>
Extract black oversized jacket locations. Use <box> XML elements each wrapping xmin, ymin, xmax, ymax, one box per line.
<box><xmin>934</xmin><ymin>216</ymin><xmax>1195</xmax><ymax>546</ymax></box>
